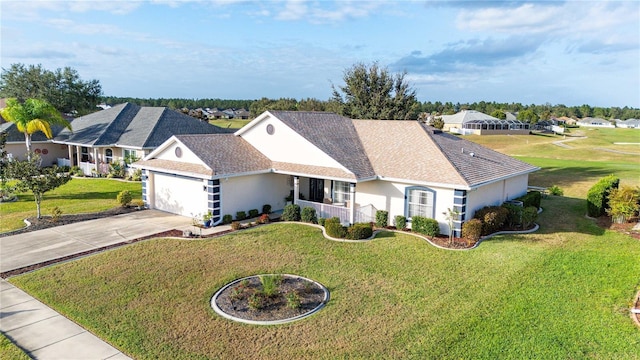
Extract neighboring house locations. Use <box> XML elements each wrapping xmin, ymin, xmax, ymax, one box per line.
<box><xmin>52</xmin><ymin>102</ymin><xmax>232</xmax><ymax>176</ymax></box>
<box><xmin>134</xmin><ymin>111</ymin><xmax>539</xmax><ymax>237</ymax></box>
<box><xmin>616</xmin><ymin>119</ymin><xmax>640</xmax><ymax>129</ymax></box>
<box><xmin>577</xmin><ymin>117</ymin><xmax>615</xmax><ymax>128</ymax></box>
<box><xmin>440</xmin><ymin>110</ymin><xmax>530</xmax><ymax>135</ymax></box>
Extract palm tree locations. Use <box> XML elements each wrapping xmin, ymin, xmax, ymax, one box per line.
<box><xmin>0</xmin><ymin>98</ymin><xmax>72</xmax><ymax>159</ymax></box>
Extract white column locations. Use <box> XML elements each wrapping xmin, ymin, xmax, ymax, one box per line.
<box><xmin>349</xmin><ymin>182</ymin><xmax>356</xmax><ymax>225</ymax></box>
<box><xmin>293</xmin><ymin>176</ymin><xmax>299</xmax><ymax>205</ymax></box>
<box><xmin>67</xmin><ymin>145</ymin><xmax>73</xmax><ymax>165</ymax></box>
<box><xmin>93</xmin><ymin>148</ymin><xmax>99</xmax><ymax>174</ymax></box>
<box><xmin>75</xmin><ymin>145</ymin><xmax>81</xmax><ymax>167</ymax></box>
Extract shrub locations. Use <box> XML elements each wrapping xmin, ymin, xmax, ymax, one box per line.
<box><xmin>222</xmin><ymin>214</ymin><xmax>233</xmax><ymax>225</ymax></box>
<box><xmin>301</xmin><ymin>206</ymin><xmax>318</xmax><ymax>223</ymax></box>
<box><xmin>51</xmin><ymin>206</ymin><xmax>63</xmax><ymax>222</ymax></box>
<box><xmin>606</xmin><ymin>185</ymin><xmax>640</xmax><ymax>223</ymax></box>
<box><xmin>259</xmin><ymin>274</ymin><xmax>282</xmax><ymax>298</ymax></box>
<box><xmin>521</xmin><ymin>206</ymin><xmax>538</xmax><ymax>229</ymax></box>
<box><xmin>587</xmin><ymin>174</ymin><xmax>620</xmax><ymax>217</ymax></box>
<box><xmin>411</xmin><ymin>216</ymin><xmax>440</xmax><ymax>237</ymax></box>
<box><xmin>548</xmin><ymin>185</ymin><xmax>563</xmax><ymax>196</ymax></box>
<box><xmin>462</xmin><ymin>218</ymin><xmax>483</xmax><ymax>244</ymax></box>
<box><xmin>236</xmin><ymin>211</ymin><xmax>247</xmax><ymax>221</ymax></box>
<box><xmin>347</xmin><ymin>222</ymin><xmax>373</xmax><ymax>240</ymax></box>
<box><xmin>474</xmin><ymin>206</ymin><xmax>509</xmax><ymax>235</ymax></box>
<box><xmin>116</xmin><ymin>190</ymin><xmax>132</xmax><ymax>207</ymax></box>
<box><xmin>282</xmin><ymin>204</ymin><xmax>301</xmax><ymax>221</ymax></box>
<box><xmin>262</xmin><ymin>204</ymin><xmax>272</xmax><ymax>214</ymax></box>
<box><xmin>286</xmin><ymin>291</ymin><xmax>301</xmax><ymax>309</ymax></box>
<box><xmin>230</xmin><ymin>221</ymin><xmax>241</xmax><ymax>230</ymax></box>
<box><xmin>317</xmin><ymin>217</ymin><xmax>326</xmax><ymax>227</ymax></box>
<box><xmin>502</xmin><ymin>203</ymin><xmax>523</xmax><ymax>228</ymax></box>
<box><xmin>247</xmin><ymin>293</ymin><xmax>264</xmax><ymax>310</ymax></box>
<box><xmin>248</xmin><ymin>209</ymin><xmax>260</xmax><ymax>218</ymax></box>
<box><xmin>325</xmin><ymin>217</ymin><xmax>347</xmax><ymax>238</ymax></box>
<box><xmin>516</xmin><ymin>191</ymin><xmax>542</xmax><ymax>209</ymax></box>
<box><xmin>130</xmin><ymin>199</ymin><xmax>145</xmax><ymax>208</ymax></box>
<box><xmin>394</xmin><ymin>215</ymin><xmax>406</xmax><ymax>230</ymax></box>
<box><xmin>375</xmin><ymin>210</ymin><xmax>389</xmax><ymax>228</ymax></box>
<box><xmin>130</xmin><ymin>168</ymin><xmax>142</xmax><ymax>181</ymax></box>
<box><xmin>258</xmin><ymin>213</ymin><xmax>270</xmax><ymax>224</ymax></box>
<box><xmin>109</xmin><ymin>161</ymin><xmax>126</xmax><ymax>178</ymax></box>
<box><xmin>70</xmin><ymin>166</ymin><xmax>83</xmax><ymax>176</ymax></box>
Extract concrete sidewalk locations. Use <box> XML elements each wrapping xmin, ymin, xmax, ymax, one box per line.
<box><xmin>0</xmin><ymin>209</ymin><xmax>206</xmax><ymax>359</ymax></box>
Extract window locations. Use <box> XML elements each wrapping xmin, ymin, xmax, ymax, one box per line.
<box><xmin>105</xmin><ymin>149</ymin><xmax>113</xmax><ymax>164</ymax></box>
<box><xmin>81</xmin><ymin>147</ymin><xmax>89</xmax><ymax>162</ymax></box>
<box><xmin>333</xmin><ymin>181</ymin><xmax>350</xmax><ymax>204</ymax></box>
<box><xmin>124</xmin><ymin>149</ymin><xmax>138</xmax><ymax>166</ymax></box>
<box><xmin>406</xmin><ymin>187</ymin><xmax>435</xmax><ymax>219</ymax></box>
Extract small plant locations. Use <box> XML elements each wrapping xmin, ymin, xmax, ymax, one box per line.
<box><xmin>236</xmin><ymin>211</ymin><xmax>247</xmax><ymax>221</ymax></box>
<box><xmin>394</xmin><ymin>215</ymin><xmax>406</xmax><ymax>230</ymax></box>
<box><xmin>442</xmin><ymin>207</ymin><xmax>460</xmax><ymax>245</ymax></box>
<box><xmin>606</xmin><ymin>185</ymin><xmax>639</xmax><ymax>223</ymax></box>
<box><xmin>318</xmin><ymin>217</ymin><xmax>326</xmax><ymax>227</ymax></box>
<box><xmin>230</xmin><ymin>221</ymin><xmax>241</xmax><ymax>230</ymax></box>
<box><xmin>130</xmin><ymin>199</ymin><xmax>145</xmax><ymax>209</ymax></box>
<box><xmin>548</xmin><ymin>185</ymin><xmax>564</xmax><ymax>196</ymax></box>
<box><xmin>411</xmin><ymin>216</ymin><xmax>440</xmax><ymax>237</ymax></box>
<box><xmin>248</xmin><ymin>209</ymin><xmax>260</xmax><ymax>218</ymax></box>
<box><xmin>375</xmin><ymin>210</ymin><xmax>389</xmax><ymax>228</ymax></box>
<box><xmin>262</xmin><ymin>204</ymin><xmax>272</xmax><ymax>214</ymax></box>
<box><xmin>109</xmin><ymin>161</ymin><xmax>126</xmax><ymax>178</ymax></box>
<box><xmin>247</xmin><ymin>293</ymin><xmax>264</xmax><ymax>310</ymax></box>
<box><xmin>258</xmin><ymin>213</ymin><xmax>270</xmax><ymax>224</ymax></box>
<box><xmin>282</xmin><ymin>204</ymin><xmax>301</xmax><ymax>221</ymax></box>
<box><xmin>301</xmin><ymin>206</ymin><xmax>318</xmax><ymax>223</ymax></box>
<box><xmin>131</xmin><ymin>168</ymin><xmax>142</xmax><ymax>181</ymax></box>
<box><xmin>51</xmin><ymin>206</ymin><xmax>63</xmax><ymax>222</ymax></box>
<box><xmin>222</xmin><ymin>214</ymin><xmax>233</xmax><ymax>224</ymax></box>
<box><xmin>116</xmin><ymin>190</ymin><xmax>132</xmax><ymax>207</ymax></box>
<box><xmin>286</xmin><ymin>291</ymin><xmax>301</xmax><ymax>309</ymax></box>
<box><xmin>230</xmin><ymin>284</ymin><xmax>247</xmax><ymax>301</ymax></box>
<box><xmin>259</xmin><ymin>274</ymin><xmax>282</xmax><ymax>298</ymax></box>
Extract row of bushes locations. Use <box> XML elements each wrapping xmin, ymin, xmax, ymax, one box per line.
<box><xmin>222</xmin><ymin>204</ymin><xmax>271</xmax><ymax>224</ymax></box>
<box><xmin>281</xmin><ymin>204</ymin><xmax>373</xmax><ymax>240</ymax></box>
<box><xmin>464</xmin><ymin>204</ymin><xmax>538</xmax><ymax>240</ymax></box>
<box><xmin>514</xmin><ymin>191</ymin><xmax>542</xmax><ymax>209</ymax></box>
<box><xmin>374</xmin><ymin>210</ymin><xmax>407</xmax><ymax>230</ymax></box>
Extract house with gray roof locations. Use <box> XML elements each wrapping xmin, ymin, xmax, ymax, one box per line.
<box><xmin>440</xmin><ymin>110</ymin><xmax>530</xmax><ymax>135</ymax></box>
<box><xmin>616</xmin><ymin>119</ymin><xmax>640</xmax><ymax>129</ymax></box>
<box><xmin>52</xmin><ymin>102</ymin><xmax>232</xmax><ymax>175</ymax></box>
<box><xmin>134</xmin><ymin>111</ymin><xmax>538</xmax><ymax>237</ymax></box>
<box><xmin>577</xmin><ymin>117</ymin><xmax>615</xmax><ymax>128</ymax></box>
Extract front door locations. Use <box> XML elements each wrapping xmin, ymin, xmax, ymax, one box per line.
<box><xmin>309</xmin><ymin>178</ymin><xmax>324</xmax><ymax>202</ymax></box>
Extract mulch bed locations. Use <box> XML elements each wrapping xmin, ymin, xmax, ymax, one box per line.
<box><xmin>214</xmin><ymin>275</ymin><xmax>326</xmax><ymax>322</ymax></box>
<box><xmin>594</xmin><ymin>215</ymin><xmax>640</xmax><ymax>240</ymax></box>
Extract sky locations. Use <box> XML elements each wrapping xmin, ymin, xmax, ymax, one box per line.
<box><xmin>1</xmin><ymin>0</ymin><xmax>639</xmax><ymax>108</ymax></box>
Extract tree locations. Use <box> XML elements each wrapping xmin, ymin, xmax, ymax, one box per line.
<box><xmin>0</xmin><ymin>98</ymin><xmax>72</xmax><ymax>158</ymax></box>
<box><xmin>490</xmin><ymin>110</ymin><xmax>506</xmax><ymax>119</ymax></box>
<box><xmin>3</xmin><ymin>153</ymin><xmax>72</xmax><ymax>218</ymax></box>
<box><xmin>331</xmin><ymin>62</ymin><xmax>419</xmax><ymax>120</ymax></box>
<box><xmin>0</xmin><ymin>63</ymin><xmax>102</xmax><ymax>115</ymax></box>
<box><xmin>517</xmin><ymin>108</ymin><xmax>540</xmax><ymax>123</ymax></box>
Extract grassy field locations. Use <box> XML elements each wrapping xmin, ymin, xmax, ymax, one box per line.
<box><xmin>209</xmin><ymin>118</ymin><xmax>251</xmax><ymax>129</ymax></box>
<box><xmin>0</xmin><ymin>178</ymin><xmax>142</xmax><ymax>232</ymax></box>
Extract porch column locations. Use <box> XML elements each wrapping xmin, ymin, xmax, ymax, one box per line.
<box><xmin>349</xmin><ymin>182</ymin><xmax>356</xmax><ymax>225</ymax></box>
<box><xmin>75</xmin><ymin>145</ymin><xmax>81</xmax><ymax>167</ymax></box>
<box><xmin>293</xmin><ymin>176</ymin><xmax>300</xmax><ymax>205</ymax></box>
<box><xmin>67</xmin><ymin>145</ymin><xmax>73</xmax><ymax>165</ymax></box>
<box><xmin>93</xmin><ymin>148</ymin><xmax>99</xmax><ymax>174</ymax></box>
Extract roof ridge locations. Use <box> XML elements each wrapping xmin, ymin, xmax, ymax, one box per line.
<box><xmin>416</xmin><ymin>122</ymin><xmax>470</xmax><ymax>186</ymax></box>
<box><xmin>94</xmin><ymin>102</ymin><xmax>139</xmax><ymax>145</ymax></box>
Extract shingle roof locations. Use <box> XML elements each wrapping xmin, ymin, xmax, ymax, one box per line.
<box><xmin>441</xmin><ymin>110</ymin><xmax>499</xmax><ymax>125</ymax></box>
<box><xmin>0</xmin><ymin>119</ymin><xmax>72</xmax><ymax>143</ymax></box>
<box><xmin>268</xmin><ymin>111</ymin><xmax>376</xmax><ymax>179</ymax></box>
<box><xmin>54</xmin><ymin>103</ymin><xmax>231</xmax><ymax>148</ymax></box>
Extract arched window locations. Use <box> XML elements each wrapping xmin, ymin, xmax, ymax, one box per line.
<box><xmin>105</xmin><ymin>149</ymin><xmax>113</xmax><ymax>164</ymax></box>
<box><xmin>405</xmin><ymin>186</ymin><xmax>435</xmax><ymax>219</ymax></box>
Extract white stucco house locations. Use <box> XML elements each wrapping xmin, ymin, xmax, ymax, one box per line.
<box><xmin>577</xmin><ymin>117</ymin><xmax>615</xmax><ymax>128</ymax></box>
<box><xmin>133</xmin><ymin>111</ymin><xmax>539</xmax><ymax>236</ymax></box>
<box><xmin>440</xmin><ymin>110</ymin><xmax>530</xmax><ymax>135</ymax></box>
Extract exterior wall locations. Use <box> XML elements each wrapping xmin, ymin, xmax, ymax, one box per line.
<box><xmin>240</xmin><ymin>115</ymin><xmax>345</xmax><ymax>169</ymax></box>
<box><xmin>5</xmin><ymin>142</ymin><xmax>67</xmax><ymax>166</ymax></box>
<box><xmin>465</xmin><ymin>174</ymin><xmax>529</xmax><ymax>218</ymax></box>
<box><xmin>220</xmin><ymin>173</ymin><xmax>290</xmax><ymax>219</ymax></box>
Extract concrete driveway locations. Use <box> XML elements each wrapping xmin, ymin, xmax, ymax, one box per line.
<box><xmin>1</xmin><ymin>209</ymin><xmax>191</xmax><ymax>273</ymax></box>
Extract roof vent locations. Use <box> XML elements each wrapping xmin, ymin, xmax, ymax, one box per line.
<box><xmin>470</xmin><ymin>152</ymin><xmax>475</xmax><ymax>157</ymax></box>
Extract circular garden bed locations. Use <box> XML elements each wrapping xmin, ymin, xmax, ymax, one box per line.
<box><xmin>211</xmin><ymin>274</ymin><xmax>329</xmax><ymax>325</ymax></box>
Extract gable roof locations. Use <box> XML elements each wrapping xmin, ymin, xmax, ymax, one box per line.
<box><xmin>441</xmin><ymin>110</ymin><xmax>500</xmax><ymax>125</ymax></box>
<box><xmin>54</xmin><ymin>103</ymin><xmax>231</xmax><ymax>148</ymax></box>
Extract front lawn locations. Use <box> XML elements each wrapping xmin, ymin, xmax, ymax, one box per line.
<box><xmin>10</xmin><ymin>194</ymin><xmax>640</xmax><ymax>359</ymax></box>
<box><xmin>0</xmin><ymin>178</ymin><xmax>142</xmax><ymax>232</ymax></box>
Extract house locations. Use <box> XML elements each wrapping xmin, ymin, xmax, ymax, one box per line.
<box><xmin>577</xmin><ymin>117</ymin><xmax>615</xmax><ymax>128</ymax></box>
<box><xmin>133</xmin><ymin>111</ymin><xmax>539</xmax><ymax>237</ymax></box>
<box><xmin>440</xmin><ymin>110</ymin><xmax>530</xmax><ymax>135</ymax></box>
<box><xmin>616</xmin><ymin>119</ymin><xmax>640</xmax><ymax>129</ymax></box>
<box><xmin>52</xmin><ymin>102</ymin><xmax>232</xmax><ymax>175</ymax></box>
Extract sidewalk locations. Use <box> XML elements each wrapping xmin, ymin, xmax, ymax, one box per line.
<box><xmin>0</xmin><ymin>210</ymin><xmax>236</xmax><ymax>360</ymax></box>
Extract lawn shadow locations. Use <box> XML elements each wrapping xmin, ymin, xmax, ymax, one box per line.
<box><xmin>529</xmin><ymin>165</ymin><xmax>622</xmax><ymax>190</ymax></box>
<box><xmin>535</xmin><ymin>195</ymin><xmax>605</xmax><ymax>236</ymax></box>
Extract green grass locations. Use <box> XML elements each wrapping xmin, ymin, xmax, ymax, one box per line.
<box><xmin>0</xmin><ymin>178</ymin><xmax>142</xmax><ymax>232</ymax></box>
<box><xmin>209</xmin><ymin>119</ymin><xmax>251</xmax><ymax>129</ymax></box>
<box><xmin>0</xmin><ymin>334</ymin><xmax>30</xmax><ymax>360</ymax></box>
<box><xmin>9</xmin><ymin>202</ymin><xmax>640</xmax><ymax>359</ymax></box>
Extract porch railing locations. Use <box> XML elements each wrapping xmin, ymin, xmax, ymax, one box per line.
<box><xmin>297</xmin><ymin>200</ymin><xmax>376</xmax><ymax>224</ymax></box>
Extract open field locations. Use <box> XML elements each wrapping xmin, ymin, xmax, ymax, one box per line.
<box><xmin>0</xmin><ymin>178</ymin><xmax>142</xmax><ymax>232</ymax></box>
<box><xmin>209</xmin><ymin>118</ymin><xmax>251</xmax><ymax>129</ymax></box>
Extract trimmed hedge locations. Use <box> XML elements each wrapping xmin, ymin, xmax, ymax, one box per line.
<box><xmin>515</xmin><ymin>191</ymin><xmax>542</xmax><ymax>209</ymax></box>
<box><xmin>521</xmin><ymin>206</ymin><xmax>538</xmax><ymax>229</ymax></box>
<box><xmin>462</xmin><ymin>218</ymin><xmax>483</xmax><ymax>243</ymax></box>
<box><xmin>474</xmin><ymin>206</ymin><xmax>509</xmax><ymax>235</ymax></box>
<box><xmin>262</xmin><ymin>204</ymin><xmax>272</xmax><ymax>214</ymax></box>
<box><xmin>248</xmin><ymin>209</ymin><xmax>260</xmax><ymax>218</ymax></box>
<box><xmin>325</xmin><ymin>217</ymin><xmax>347</xmax><ymax>238</ymax></box>
<box><xmin>347</xmin><ymin>223</ymin><xmax>373</xmax><ymax>240</ymax></box>
<box><xmin>586</xmin><ymin>174</ymin><xmax>620</xmax><ymax>217</ymax></box>
<box><xmin>236</xmin><ymin>211</ymin><xmax>247</xmax><ymax>221</ymax></box>
<box><xmin>301</xmin><ymin>206</ymin><xmax>318</xmax><ymax>223</ymax></box>
<box><xmin>375</xmin><ymin>210</ymin><xmax>389</xmax><ymax>228</ymax></box>
<box><xmin>394</xmin><ymin>215</ymin><xmax>407</xmax><ymax>230</ymax></box>
<box><xmin>222</xmin><ymin>214</ymin><xmax>233</xmax><ymax>225</ymax></box>
<box><xmin>411</xmin><ymin>216</ymin><xmax>440</xmax><ymax>237</ymax></box>
<box><xmin>502</xmin><ymin>203</ymin><xmax>523</xmax><ymax>228</ymax></box>
<box><xmin>281</xmin><ymin>204</ymin><xmax>301</xmax><ymax>221</ymax></box>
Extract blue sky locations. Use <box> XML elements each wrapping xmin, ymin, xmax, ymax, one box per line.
<box><xmin>2</xmin><ymin>0</ymin><xmax>639</xmax><ymax>107</ymax></box>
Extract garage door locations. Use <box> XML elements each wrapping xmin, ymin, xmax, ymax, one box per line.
<box><xmin>153</xmin><ymin>172</ymin><xmax>207</xmax><ymax>217</ymax></box>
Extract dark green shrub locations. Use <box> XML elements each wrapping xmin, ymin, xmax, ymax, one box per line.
<box><xmin>394</xmin><ymin>215</ymin><xmax>407</xmax><ymax>230</ymax></box>
<box><xmin>587</xmin><ymin>174</ymin><xmax>620</xmax><ymax>217</ymax></box>
<box><xmin>318</xmin><ymin>217</ymin><xmax>326</xmax><ymax>227</ymax></box>
<box><xmin>116</xmin><ymin>190</ymin><xmax>132</xmax><ymax>207</ymax></box>
<box><xmin>462</xmin><ymin>218</ymin><xmax>483</xmax><ymax>243</ymax></box>
<box><xmin>248</xmin><ymin>209</ymin><xmax>259</xmax><ymax>218</ymax></box>
<box><xmin>375</xmin><ymin>210</ymin><xmax>389</xmax><ymax>228</ymax></box>
<box><xmin>412</xmin><ymin>216</ymin><xmax>440</xmax><ymax>237</ymax></box>
<box><xmin>521</xmin><ymin>206</ymin><xmax>538</xmax><ymax>229</ymax></box>
<box><xmin>301</xmin><ymin>206</ymin><xmax>318</xmax><ymax>223</ymax></box>
<box><xmin>502</xmin><ymin>203</ymin><xmax>523</xmax><ymax>228</ymax></box>
<box><xmin>347</xmin><ymin>223</ymin><xmax>373</xmax><ymax>240</ymax></box>
<box><xmin>474</xmin><ymin>206</ymin><xmax>509</xmax><ymax>235</ymax></box>
<box><xmin>325</xmin><ymin>217</ymin><xmax>347</xmax><ymax>238</ymax></box>
<box><xmin>262</xmin><ymin>204</ymin><xmax>272</xmax><ymax>214</ymax></box>
<box><xmin>516</xmin><ymin>191</ymin><xmax>542</xmax><ymax>209</ymax></box>
<box><xmin>282</xmin><ymin>204</ymin><xmax>301</xmax><ymax>221</ymax></box>
<box><xmin>222</xmin><ymin>214</ymin><xmax>233</xmax><ymax>224</ymax></box>
<box><xmin>236</xmin><ymin>211</ymin><xmax>247</xmax><ymax>221</ymax></box>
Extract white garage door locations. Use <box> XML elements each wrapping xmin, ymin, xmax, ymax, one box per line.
<box><xmin>153</xmin><ymin>173</ymin><xmax>207</xmax><ymax>217</ymax></box>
